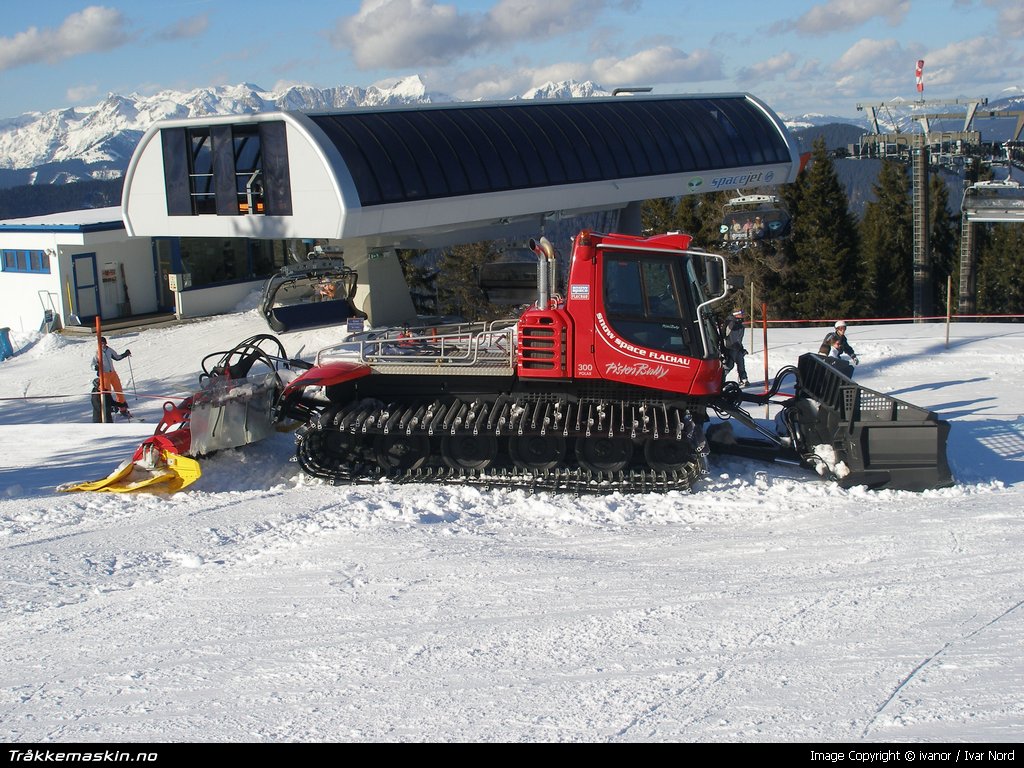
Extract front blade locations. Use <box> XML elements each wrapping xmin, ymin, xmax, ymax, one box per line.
<box><xmin>57</xmin><ymin>451</ymin><xmax>202</xmax><ymax>494</ymax></box>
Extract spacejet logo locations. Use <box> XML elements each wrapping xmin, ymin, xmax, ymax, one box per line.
<box><xmin>710</xmin><ymin>170</ymin><xmax>775</xmax><ymax>189</ymax></box>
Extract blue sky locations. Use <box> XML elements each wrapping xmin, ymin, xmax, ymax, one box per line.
<box><xmin>1</xmin><ymin>0</ymin><xmax>1022</xmax><ymax>119</ymax></box>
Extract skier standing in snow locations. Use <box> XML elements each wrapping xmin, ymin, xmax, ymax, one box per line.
<box><xmin>93</xmin><ymin>337</ymin><xmax>132</xmax><ymax>419</ymax></box>
<box><xmin>723</xmin><ymin>309</ymin><xmax>749</xmax><ymax>387</ymax></box>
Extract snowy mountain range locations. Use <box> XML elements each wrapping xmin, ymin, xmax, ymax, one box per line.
<box><xmin>0</xmin><ymin>76</ymin><xmax>607</xmax><ymax>187</ymax></box>
<box><xmin>1</xmin><ymin>75</ymin><xmax>1019</xmax><ymax>189</ymax></box>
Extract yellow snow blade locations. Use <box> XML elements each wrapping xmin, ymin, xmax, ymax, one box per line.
<box><xmin>159</xmin><ymin>453</ymin><xmax>202</xmax><ymax>493</ymax></box>
<box><xmin>57</xmin><ymin>459</ymin><xmax>135</xmax><ymax>492</ymax></box>
<box><xmin>102</xmin><ymin>465</ymin><xmax>177</xmax><ymax>493</ymax></box>
<box><xmin>58</xmin><ymin>451</ymin><xmax>202</xmax><ymax>494</ymax></box>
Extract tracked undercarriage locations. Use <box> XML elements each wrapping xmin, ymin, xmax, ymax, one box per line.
<box><xmin>293</xmin><ymin>384</ymin><xmax>711</xmax><ymax>493</ymax></box>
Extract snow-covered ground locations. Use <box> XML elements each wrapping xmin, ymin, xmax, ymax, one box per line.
<box><xmin>0</xmin><ymin>308</ymin><xmax>1021</xmax><ymax>742</ymax></box>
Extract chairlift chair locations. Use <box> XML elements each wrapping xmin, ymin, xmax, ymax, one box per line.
<box><xmin>961</xmin><ymin>177</ymin><xmax>1024</xmax><ymax>223</ymax></box>
<box><xmin>719</xmin><ymin>194</ymin><xmax>792</xmax><ymax>250</ymax></box>
<box><xmin>259</xmin><ymin>250</ymin><xmax>366</xmax><ymax>333</ymax></box>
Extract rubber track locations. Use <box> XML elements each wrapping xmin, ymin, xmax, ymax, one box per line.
<box><xmin>293</xmin><ymin>396</ymin><xmax>709</xmax><ymax>494</ymax></box>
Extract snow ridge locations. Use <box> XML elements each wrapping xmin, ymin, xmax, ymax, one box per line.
<box><xmin>0</xmin><ymin>77</ymin><xmax>606</xmax><ymax>185</ymax></box>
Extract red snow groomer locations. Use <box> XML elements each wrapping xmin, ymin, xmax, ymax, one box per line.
<box><xmin>277</xmin><ymin>231</ymin><xmax>953</xmax><ymax>493</ymax></box>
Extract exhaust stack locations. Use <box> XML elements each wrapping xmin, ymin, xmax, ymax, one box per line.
<box><xmin>530</xmin><ymin>237</ymin><xmax>556</xmax><ymax>308</ymax></box>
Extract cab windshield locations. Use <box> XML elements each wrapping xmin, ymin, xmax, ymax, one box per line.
<box><xmin>602</xmin><ymin>253</ymin><xmax>702</xmax><ymax>358</ymax></box>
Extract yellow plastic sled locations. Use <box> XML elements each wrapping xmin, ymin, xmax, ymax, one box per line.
<box><xmin>58</xmin><ymin>449</ymin><xmax>201</xmax><ymax>494</ymax></box>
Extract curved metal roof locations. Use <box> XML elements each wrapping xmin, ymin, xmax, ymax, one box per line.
<box><xmin>121</xmin><ymin>93</ymin><xmax>799</xmax><ymax>245</ymax></box>
<box><xmin>307</xmin><ymin>94</ymin><xmax>796</xmax><ymax>208</ymax></box>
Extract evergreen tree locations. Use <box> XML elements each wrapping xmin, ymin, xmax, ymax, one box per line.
<box><xmin>928</xmin><ymin>173</ymin><xmax>958</xmax><ymax>314</ymax></box>
<box><xmin>730</xmin><ymin>240</ymin><xmax>795</xmax><ymax>321</ymax></box>
<box><xmin>640</xmin><ymin>192</ymin><xmax>728</xmax><ymax>246</ymax></box>
<box><xmin>641</xmin><ymin>198</ymin><xmax>678</xmax><ymax>234</ymax></box>
<box><xmin>785</xmin><ymin>138</ymin><xmax>861</xmax><ymax>320</ymax></box>
<box><xmin>641</xmin><ymin>192</ymin><xmax>791</xmax><ymax>319</ymax></box>
<box><xmin>860</xmin><ymin>160</ymin><xmax>912</xmax><ymax>316</ymax></box>
<box><xmin>396</xmin><ymin>248</ymin><xmax>438</xmax><ymax>315</ymax></box>
<box><xmin>685</xmin><ymin>191</ymin><xmax>733</xmax><ymax>248</ymax></box>
<box><xmin>975</xmin><ymin>223</ymin><xmax>1024</xmax><ymax>315</ymax></box>
<box><xmin>769</xmin><ymin>171</ymin><xmax>807</xmax><ymax>321</ymax></box>
<box><xmin>434</xmin><ymin>241</ymin><xmax>508</xmax><ymax>321</ymax></box>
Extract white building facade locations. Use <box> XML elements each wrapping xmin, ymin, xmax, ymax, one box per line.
<box><xmin>0</xmin><ymin>208</ymin><xmax>157</xmax><ymax>333</ymax></box>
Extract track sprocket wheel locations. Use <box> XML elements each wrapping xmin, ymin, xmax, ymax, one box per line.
<box><xmin>441</xmin><ymin>434</ymin><xmax>498</xmax><ymax>470</ymax></box>
<box><xmin>374</xmin><ymin>434</ymin><xmax>430</xmax><ymax>470</ymax></box>
<box><xmin>644</xmin><ymin>437</ymin><xmax>703</xmax><ymax>479</ymax></box>
<box><xmin>508</xmin><ymin>434</ymin><xmax>566</xmax><ymax>470</ymax></box>
<box><xmin>574</xmin><ymin>436</ymin><xmax>633</xmax><ymax>473</ymax></box>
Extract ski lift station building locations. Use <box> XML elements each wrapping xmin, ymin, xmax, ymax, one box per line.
<box><xmin>1</xmin><ymin>93</ymin><xmax>800</xmax><ymax>333</ymax></box>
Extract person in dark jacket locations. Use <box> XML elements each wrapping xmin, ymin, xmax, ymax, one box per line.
<box><xmin>723</xmin><ymin>309</ymin><xmax>749</xmax><ymax>387</ymax></box>
<box><xmin>90</xmin><ymin>377</ymin><xmax>115</xmax><ymax>423</ymax></box>
<box><xmin>818</xmin><ymin>320</ymin><xmax>859</xmax><ymax>366</ymax></box>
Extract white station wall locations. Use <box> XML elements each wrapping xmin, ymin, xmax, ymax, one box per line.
<box><xmin>0</xmin><ymin>231</ymin><xmax>62</xmax><ymax>333</ymax></box>
<box><xmin>0</xmin><ymin>229</ymin><xmax>157</xmax><ymax>332</ymax></box>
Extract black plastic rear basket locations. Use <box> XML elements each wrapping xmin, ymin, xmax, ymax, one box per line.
<box><xmin>795</xmin><ymin>354</ymin><xmax>953</xmax><ymax>491</ymax></box>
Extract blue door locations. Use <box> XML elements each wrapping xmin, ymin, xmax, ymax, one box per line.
<box><xmin>72</xmin><ymin>253</ymin><xmax>100</xmax><ymax>322</ymax></box>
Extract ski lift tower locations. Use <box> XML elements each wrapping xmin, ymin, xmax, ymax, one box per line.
<box><xmin>854</xmin><ymin>96</ymin><xmax>986</xmax><ymax>320</ymax></box>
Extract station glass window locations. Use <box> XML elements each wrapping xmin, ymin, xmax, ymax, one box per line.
<box><xmin>188</xmin><ymin>129</ymin><xmax>216</xmax><ymax>214</ymax></box>
<box><xmin>233</xmin><ymin>127</ymin><xmax>264</xmax><ymax>214</ymax></box>
<box><xmin>1</xmin><ymin>249</ymin><xmax>50</xmax><ymax>274</ymax></box>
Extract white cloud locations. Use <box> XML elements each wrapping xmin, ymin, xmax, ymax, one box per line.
<box><xmin>818</xmin><ymin>33</ymin><xmax>1024</xmax><ymax>105</ymax></box>
<box><xmin>921</xmin><ymin>36</ymin><xmax>1023</xmax><ymax>88</ymax></box>
<box><xmin>0</xmin><ymin>6</ymin><xmax>131</xmax><ymax>73</ymax></box>
<box><xmin>737</xmin><ymin>52</ymin><xmax>797</xmax><ymax>83</ymax></box>
<box><xmin>995</xmin><ymin>2</ymin><xmax>1024</xmax><ymax>38</ymax></box>
<box><xmin>788</xmin><ymin>0</ymin><xmax>910</xmax><ymax>36</ymax></box>
<box><xmin>487</xmin><ymin>0</ymin><xmax>606</xmax><ymax>39</ymax></box>
<box><xmin>593</xmin><ymin>46</ymin><xmax>722</xmax><ymax>84</ymax></box>
<box><xmin>447</xmin><ymin>43</ymin><xmax>722</xmax><ymax>100</ymax></box>
<box><xmin>826</xmin><ymin>39</ymin><xmax>919</xmax><ymax>99</ymax></box>
<box><xmin>156</xmin><ymin>13</ymin><xmax>210</xmax><ymax>42</ymax></box>
<box><xmin>332</xmin><ymin>0</ymin><xmax>616</xmax><ymax>70</ymax></box>
<box><xmin>528</xmin><ymin>61</ymin><xmax>592</xmax><ymax>84</ymax></box>
<box><xmin>449</xmin><ymin>65</ymin><xmax>538</xmax><ymax>100</ymax></box>
<box><xmin>66</xmin><ymin>84</ymin><xmax>99</xmax><ymax>103</ymax></box>
<box><xmin>787</xmin><ymin>58</ymin><xmax>824</xmax><ymax>84</ymax></box>
<box><xmin>332</xmin><ymin>0</ymin><xmax>480</xmax><ymax>69</ymax></box>
<box><xmin>832</xmin><ymin>38</ymin><xmax>903</xmax><ymax>72</ymax></box>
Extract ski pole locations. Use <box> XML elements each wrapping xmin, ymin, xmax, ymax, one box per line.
<box><xmin>127</xmin><ymin>354</ymin><xmax>138</xmax><ymax>401</ymax></box>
